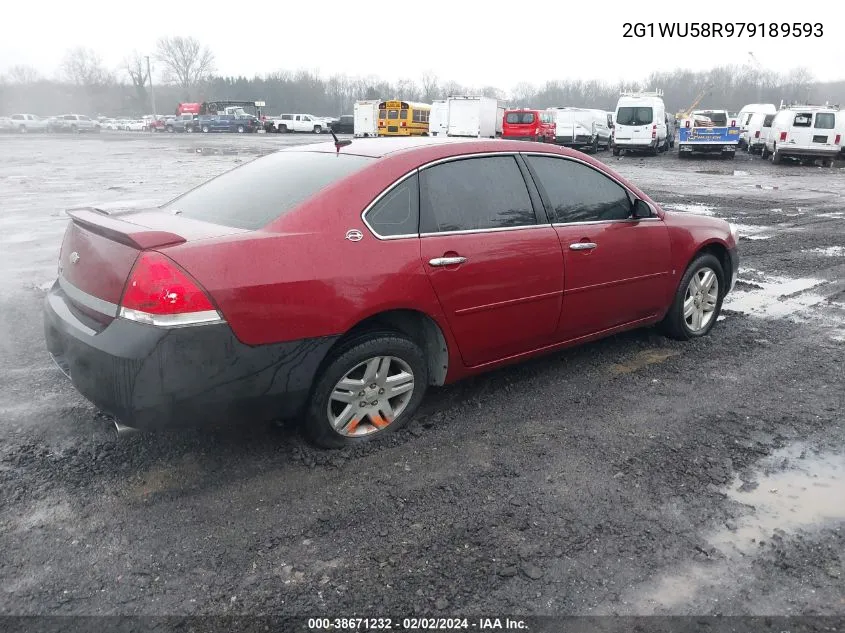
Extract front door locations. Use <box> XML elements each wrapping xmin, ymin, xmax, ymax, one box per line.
<box><xmin>418</xmin><ymin>155</ymin><xmax>565</xmax><ymax>367</ymax></box>
<box><xmin>524</xmin><ymin>153</ymin><xmax>672</xmax><ymax>341</ymax></box>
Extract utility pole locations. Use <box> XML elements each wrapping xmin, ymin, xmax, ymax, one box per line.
<box><xmin>748</xmin><ymin>52</ymin><xmax>762</xmax><ymax>102</ymax></box>
<box><xmin>145</xmin><ymin>55</ymin><xmax>157</xmax><ymax>116</ymax></box>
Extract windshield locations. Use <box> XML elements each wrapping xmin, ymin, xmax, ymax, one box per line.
<box><xmin>616</xmin><ymin>106</ymin><xmax>653</xmax><ymax>126</ymax></box>
<box><xmin>161</xmin><ymin>152</ymin><xmax>375</xmax><ymax>230</ymax></box>
<box><xmin>506</xmin><ymin>112</ymin><xmax>535</xmax><ymax>124</ymax></box>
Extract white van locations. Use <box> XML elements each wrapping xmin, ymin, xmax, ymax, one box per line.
<box><xmin>763</xmin><ymin>105</ymin><xmax>841</xmax><ymax>165</ymax></box>
<box><xmin>549</xmin><ymin>107</ymin><xmax>611</xmax><ymax>152</ymax></box>
<box><xmin>746</xmin><ymin>112</ymin><xmax>776</xmax><ymax>153</ymax></box>
<box><xmin>736</xmin><ymin>103</ymin><xmax>777</xmax><ymax>146</ymax></box>
<box><xmin>446</xmin><ymin>96</ymin><xmax>504</xmax><ymax>138</ymax></box>
<box><xmin>612</xmin><ymin>90</ymin><xmax>668</xmax><ymax>155</ymax></box>
<box><xmin>429</xmin><ymin>100</ymin><xmax>449</xmax><ymax>137</ymax></box>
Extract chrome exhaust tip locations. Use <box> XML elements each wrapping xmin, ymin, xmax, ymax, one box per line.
<box><xmin>112</xmin><ymin>420</ymin><xmax>139</xmax><ymax>438</ymax></box>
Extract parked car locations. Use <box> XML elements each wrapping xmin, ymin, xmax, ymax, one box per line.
<box><xmin>331</xmin><ymin>115</ymin><xmax>354</xmax><ymax>134</ymax></box>
<box><xmin>762</xmin><ymin>105</ymin><xmax>841</xmax><ymax>166</ymax></box>
<box><xmin>198</xmin><ymin>114</ymin><xmax>260</xmax><ymax>133</ymax></box>
<box><xmin>165</xmin><ymin>114</ymin><xmax>198</xmax><ymax>133</ymax></box>
<box><xmin>52</xmin><ymin>114</ymin><xmax>99</xmax><ymax>133</ymax></box>
<box><xmin>126</xmin><ymin>120</ymin><xmax>146</xmax><ymax>132</ymax></box>
<box><xmin>746</xmin><ymin>112</ymin><xmax>776</xmax><ymax>154</ymax></box>
<box><xmin>44</xmin><ymin>137</ymin><xmax>739</xmax><ymax>448</ymax></box>
<box><xmin>9</xmin><ymin>113</ymin><xmax>50</xmax><ymax>133</ymax></box>
<box><xmin>148</xmin><ymin>116</ymin><xmax>172</xmax><ymax>132</ymax></box>
<box><xmin>735</xmin><ymin>103</ymin><xmax>777</xmax><ymax>147</ymax></box>
<box><xmin>271</xmin><ymin>113</ymin><xmax>326</xmax><ymax>133</ymax></box>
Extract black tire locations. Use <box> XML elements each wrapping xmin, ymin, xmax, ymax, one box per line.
<box><xmin>202</xmin><ymin>125</ymin><xmax>210</xmax><ymax>133</ymax></box>
<box><xmin>612</xmin><ymin>147</ymin><xmax>620</xmax><ymax>156</ymax></box>
<box><xmin>772</xmin><ymin>145</ymin><xmax>782</xmax><ymax>164</ymax></box>
<box><xmin>237</xmin><ymin>125</ymin><xmax>244</xmax><ymax>133</ymax></box>
<box><xmin>761</xmin><ymin>144</ymin><xmax>769</xmax><ymax>159</ymax></box>
<box><xmin>591</xmin><ymin>137</ymin><xmax>599</xmax><ymax>153</ymax></box>
<box><xmin>166</xmin><ymin>125</ymin><xmax>174</xmax><ymax>133</ymax></box>
<box><xmin>305</xmin><ymin>331</ymin><xmax>428</xmax><ymax>449</ymax></box>
<box><xmin>660</xmin><ymin>253</ymin><xmax>725</xmax><ymax>341</ymax></box>
<box><xmin>313</xmin><ymin>125</ymin><xmax>322</xmax><ymax>134</ymax></box>
<box><xmin>723</xmin><ymin>151</ymin><xmax>735</xmax><ymax>160</ymax></box>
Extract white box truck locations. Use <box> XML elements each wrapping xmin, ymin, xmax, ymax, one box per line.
<box><xmin>353</xmin><ymin>100</ymin><xmax>380</xmax><ymax>137</ymax></box>
<box><xmin>429</xmin><ymin>100</ymin><xmax>449</xmax><ymax>136</ymax></box>
<box><xmin>446</xmin><ymin>96</ymin><xmax>504</xmax><ymax>138</ymax></box>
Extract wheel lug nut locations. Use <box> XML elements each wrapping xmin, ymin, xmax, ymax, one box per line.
<box><xmin>371</xmin><ymin>400</ymin><xmax>378</xmax><ymax>406</ymax></box>
<box><xmin>359</xmin><ymin>401</ymin><xmax>366</xmax><ymax>407</ymax></box>
<box><xmin>358</xmin><ymin>390</ymin><xmax>365</xmax><ymax>397</ymax></box>
<box><xmin>378</xmin><ymin>388</ymin><xmax>385</xmax><ymax>395</ymax></box>
<box><xmin>370</xmin><ymin>383</ymin><xmax>377</xmax><ymax>389</ymax></box>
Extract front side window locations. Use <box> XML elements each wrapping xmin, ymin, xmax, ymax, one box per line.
<box><xmin>814</xmin><ymin>113</ymin><xmax>835</xmax><ymax>129</ymax></box>
<box><xmin>527</xmin><ymin>155</ymin><xmax>633</xmax><ymax>224</ymax></box>
<box><xmin>364</xmin><ymin>174</ymin><xmax>420</xmax><ymax>237</ymax></box>
<box><xmin>420</xmin><ymin>156</ymin><xmax>536</xmax><ymax>233</ymax></box>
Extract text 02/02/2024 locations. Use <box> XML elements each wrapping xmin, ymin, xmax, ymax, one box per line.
<box><xmin>623</xmin><ymin>22</ymin><xmax>823</xmax><ymax>38</ymax></box>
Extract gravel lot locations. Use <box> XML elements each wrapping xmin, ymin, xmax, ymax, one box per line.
<box><xmin>1</xmin><ymin>132</ymin><xmax>843</xmax><ymax>618</ymax></box>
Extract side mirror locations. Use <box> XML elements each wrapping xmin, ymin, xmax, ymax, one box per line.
<box><xmin>632</xmin><ymin>199</ymin><xmax>653</xmax><ymax>219</ymax></box>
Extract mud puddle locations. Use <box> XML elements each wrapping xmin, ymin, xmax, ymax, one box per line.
<box><xmin>723</xmin><ymin>268</ymin><xmax>828</xmax><ymax>319</ymax></box>
<box><xmin>187</xmin><ymin>146</ymin><xmax>273</xmax><ymax>156</ymax></box>
<box><xmin>601</xmin><ymin>444</ymin><xmax>845</xmax><ymax>614</ymax></box>
<box><xmin>663</xmin><ymin>203</ymin><xmax>717</xmax><ymax>216</ymax></box>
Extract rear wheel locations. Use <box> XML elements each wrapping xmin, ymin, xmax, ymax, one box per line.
<box><xmin>305</xmin><ymin>332</ymin><xmax>428</xmax><ymax>449</ymax></box>
<box><xmin>313</xmin><ymin>125</ymin><xmax>322</xmax><ymax>134</ymax></box>
<box><xmin>202</xmin><ymin>125</ymin><xmax>210</xmax><ymax>133</ymax></box>
<box><xmin>660</xmin><ymin>253</ymin><xmax>724</xmax><ymax>340</ymax></box>
<box><xmin>612</xmin><ymin>147</ymin><xmax>620</xmax><ymax>156</ymax></box>
<box><xmin>771</xmin><ymin>145</ymin><xmax>783</xmax><ymax>164</ymax></box>
<box><xmin>237</xmin><ymin>125</ymin><xmax>245</xmax><ymax>133</ymax></box>
<box><xmin>278</xmin><ymin>125</ymin><xmax>288</xmax><ymax>133</ymax></box>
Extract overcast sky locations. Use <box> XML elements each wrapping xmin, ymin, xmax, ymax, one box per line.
<box><xmin>1</xmin><ymin>0</ymin><xmax>841</xmax><ymax>88</ymax></box>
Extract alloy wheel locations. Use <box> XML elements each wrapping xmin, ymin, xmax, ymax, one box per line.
<box><xmin>684</xmin><ymin>267</ymin><xmax>719</xmax><ymax>332</ymax></box>
<box><xmin>327</xmin><ymin>356</ymin><xmax>415</xmax><ymax>437</ymax></box>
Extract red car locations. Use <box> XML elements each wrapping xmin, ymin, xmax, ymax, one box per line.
<box><xmin>502</xmin><ymin>108</ymin><xmax>556</xmax><ymax>142</ymax></box>
<box><xmin>44</xmin><ymin>137</ymin><xmax>739</xmax><ymax>448</ymax></box>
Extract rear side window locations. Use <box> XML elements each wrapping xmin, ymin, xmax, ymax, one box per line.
<box><xmin>364</xmin><ymin>174</ymin><xmax>419</xmax><ymax>237</ymax></box>
<box><xmin>527</xmin><ymin>155</ymin><xmax>633</xmax><ymax>224</ymax></box>
<box><xmin>162</xmin><ymin>152</ymin><xmax>375</xmax><ymax>230</ymax></box>
<box><xmin>814</xmin><ymin>113</ymin><xmax>835</xmax><ymax>129</ymax></box>
<box><xmin>506</xmin><ymin>112</ymin><xmax>535</xmax><ymax>124</ymax></box>
<box><xmin>420</xmin><ymin>156</ymin><xmax>536</xmax><ymax>233</ymax></box>
<box><xmin>763</xmin><ymin>114</ymin><xmax>775</xmax><ymax>127</ymax></box>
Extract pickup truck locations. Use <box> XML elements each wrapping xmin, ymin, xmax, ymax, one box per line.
<box><xmin>165</xmin><ymin>114</ymin><xmax>199</xmax><ymax>133</ymax></box>
<box><xmin>50</xmin><ymin>114</ymin><xmax>100</xmax><ymax>133</ymax></box>
<box><xmin>270</xmin><ymin>113</ymin><xmax>326</xmax><ymax>133</ymax></box>
<box><xmin>197</xmin><ymin>114</ymin><xmax>260</xmax><ymax>133</ymax></box>
<box><xmin>9</xmin><ymin>114</ymin><xmax>51</xmax><ymax>133</ymax></box>
<box><xmin>678</xmin><ymin>110</ymin><xmax>740</xmax><ymax>159</ymax></box>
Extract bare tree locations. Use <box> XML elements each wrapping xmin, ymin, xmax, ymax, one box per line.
<box><xmin>8</xmin><ymin>65</ymin><xmax>41</xmax><ymax>84</ymax></box>
<box><xmin>124</xmin><ymin>52</ymin><xmax>148</xmax><ymax>88</ymax></box>
<box><xmin>155</xmin><ymin>36</ymin><xmax>216</xmax><ymax>89</ymax></box>
<box><xmin>421</xmin><ymin>71</ymin><xmax>439</xmax><ymax>102</ymax></box>
<box><xmin>60</xmin><ymin>47</ymin><xmax>112</xmax><ymax>86</ymax></box>
<box><xmin>509</xmin><ymin>81</ymin><xmax>536</xmax><ymax>106</ymax></box>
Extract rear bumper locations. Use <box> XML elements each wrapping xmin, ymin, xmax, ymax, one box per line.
<box><xmin>679</xmin><ymin>143</ymin><xmax>737</xmax><ymax>153</ymax></box>
<box><xmin>555</xmin><ymin>134</ymin><xmax>593</xmax><ymax>146</ymax></box>
<box><xmin>613</xmin><ymin>139</ymin><xmax>657</xmax><ymax>149</ymax></box>
<box><xmin>44</xmin><ymin>281</ymin><xmax>338</xmax><ymax>431</ymax></box>
<box><xmin>777</xmin><ymin>145</ymin><xmax>840</xmax><ymax>158</ymax></box>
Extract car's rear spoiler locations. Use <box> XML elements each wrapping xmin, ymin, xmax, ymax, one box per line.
<box><xmin>66</xmin><ymin>208</ymin><xmax>186</xmax><ymax>250</ymax></box>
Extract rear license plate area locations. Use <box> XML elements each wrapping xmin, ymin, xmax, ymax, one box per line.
<box><xmin>813</xmin><ymin>135</ymin><xmax>828</xmax><ymax>143</ymax></box>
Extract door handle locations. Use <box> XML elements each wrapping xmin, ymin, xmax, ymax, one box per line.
<box><xmin>429</xmin><ymin>256</ymin><xmax>467</xmax><ymax>266</ymax></box>
<box><xmin>569</xmin><ymin>242</ymin><xmax>597</xmax><ymax>251</ymax></box>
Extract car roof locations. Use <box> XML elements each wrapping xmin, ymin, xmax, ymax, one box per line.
<box><xmin>278</xmin><ymin>136</ymin><xmax>588</xmax><ymax>159</ymax></box>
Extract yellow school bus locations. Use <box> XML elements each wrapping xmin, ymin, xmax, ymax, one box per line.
<box><xmin>377</xmin><ymin>100</ymin><xmax>431</xmax><ymax>136</ymax></box>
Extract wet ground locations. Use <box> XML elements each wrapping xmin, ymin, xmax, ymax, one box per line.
<box><xmin>0</xmin><ymin>133</ymin><xmax>843</xmax><ymax>618</ymax></box>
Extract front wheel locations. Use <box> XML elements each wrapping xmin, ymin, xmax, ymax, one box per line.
<box><xmin>660</xmin><ymin>253</ymin><xmax>724</xmax><ymax>340</ymax></box>
<box><xmin>313</xmin><ymin>125</ymin><xmax>322</xmax><ymax>134</ymax></box>
<box><xmin>305</xmin><ymin>332</ymin><xmax>428</xmax><ymax>448</ymax></box>
<box><xmin>201</xmin><ymin>125</ymin><xmax>210</xmax><ymax>133</ymax></box>
<box><xmin>612</xmin><ymin>147</ymin><xmax>620</xmax><ymax>156</ymax></box>
<box><xmin>237</xmin><ymin>125</ymin><xmax>244</xmax><ymax>133</ymax></box>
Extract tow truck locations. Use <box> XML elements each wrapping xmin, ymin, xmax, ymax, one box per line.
<box><xmin>678</xmin><ymin>109</ymin><xmax>741</xmax><ymax>159</ymax></box>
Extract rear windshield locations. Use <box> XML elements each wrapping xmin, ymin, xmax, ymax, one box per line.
<box><xmin>506</xmin><ymin>112</ymin><xmax>535</xmax><ymax>124</ymax></box>
<box><xmin>814</xmin><ymin>113</ymin><xmax>835</xmax><ymax>129</ymax></box>
<box><xmin>616</xmin><ymin>107</ymin><xmax>653</xmax><ymax>126</ymax></box>
<box><xmin>161</xmin><ymin>151</ymin><xmax>375</xmax><ymax>230</ymax></box>
<box><xmin>697</xmin><ymin>112</ymin><xmax>728</xmax><ymax>126</ymax></box>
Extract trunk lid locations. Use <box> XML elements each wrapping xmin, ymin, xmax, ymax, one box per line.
<box><xmin>59</xmin><ymin>207</ymin><xmax>245</xmax><ymax>312</ymax></box>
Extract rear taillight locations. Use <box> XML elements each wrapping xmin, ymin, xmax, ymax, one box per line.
<box><xmin>652</xmin><ymin>124</ymin><xmax>656</xmax><ymax>139</ymax></box>
<box><xmin>730</xmin><ymin>120</ymin><xmax>736</xmax><ymax>127</ymax></box>
<box><xmin>685</xmin><ymin>120</ymin><xmax>690</xmax><ymax>128</ymax></box>
<box><xmin>119</xmin><ymin>251</ymin><xmax>222</xmax><ymax>327</ymax></box>
<box><xmin>401</xmin><ymin>122</ymin><xmax>406</xmax><ymax>127</ymax></box>
<box><xmin>755</xmin><ymin>131</ymin><xmax>760</xmax><ymax>138</ymax></box>
<box><xmin>779</xmin><ymin>131</ymin><xmax>787</xmax><ymax>141</ymax></box>
<box><xmin>836</xmin><ymin>134</ymin><xmax>841</xmax><ymax>145</ymax></box>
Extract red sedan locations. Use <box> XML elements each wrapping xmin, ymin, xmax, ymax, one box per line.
<box><xmin>44</xmin><ymin>137</ymin><xmax>739</xmax><ymax>448</ymax></box>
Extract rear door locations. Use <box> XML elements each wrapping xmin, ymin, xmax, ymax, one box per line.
<box><xmin>418</xmin><ymin>154</ymin><xmax>564</xmax><ymax>366</ymax></box>
<box><xmin>789</xmin><ymin>111</ymin><xmax>815</xmax><ymax>146</ymax></box>
<box><xmin>617</xmin><ymin>105</ymin><xmax>654</xmax><ymax>144</ymax></box>
<box><xmin>811</xmin><ymin>111</ymin><xmax>837</xmax><ymax>147</ymax></box>
<box><xmin>524</xmin><ymin>154</ymin><xmax>671</xmax><ymax>341</ymax></box>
